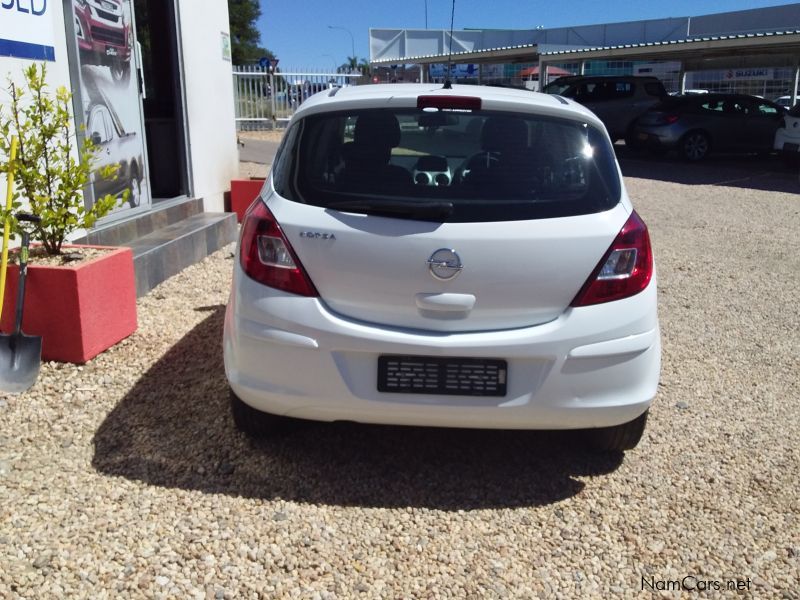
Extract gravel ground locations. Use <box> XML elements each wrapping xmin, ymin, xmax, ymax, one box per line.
<box><xmin>1</xmin><ymin>157</ymin><xmax>799</xmax><ymax>598</ymax></box>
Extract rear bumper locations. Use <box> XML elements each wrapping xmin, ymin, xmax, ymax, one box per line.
<box><xmin>224</xmin><ymin>263</ymin><xmax>660</xmax><ymax>430</ymax></box>
<box><xmin>774</xmin><ymin>129</ymin><xmax>800</xmax><ymax>152</ymax></box>
<box><xmin>632</xmin><ymin>125</ymin><xmax>683</xmax><ymax>149</ymax></box>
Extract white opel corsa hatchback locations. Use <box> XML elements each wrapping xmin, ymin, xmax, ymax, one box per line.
<box><xmin>224</xmin><ymin>84</ymin><xmax>660</xmax><ymax>452</ymax></box>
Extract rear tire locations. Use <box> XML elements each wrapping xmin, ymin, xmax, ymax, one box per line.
<box><xmin>585</xmin><ymin>410</ymin><xmax>648</xmax><ymax>452</ymax></box>
<box><xmin>230</xmin><ymin>389</ymin><xmax>289</xmax><ymax>437</ymax></box>
<box><xmin>680</xmin><ymin>131</ymin><xmax>710</xmax><ymax>161</ymax></box>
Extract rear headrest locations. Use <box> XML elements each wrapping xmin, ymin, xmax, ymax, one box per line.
<box><xmin>481</xmin><ymin>116</ymin><xmax>527</xmax><ymax>153</ymax></box>
<box><xmin>354</xmin><ymin>112</ymin><xmax>402</xmax><ymax>148</ymax></box>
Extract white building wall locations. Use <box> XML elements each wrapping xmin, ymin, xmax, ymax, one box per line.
<box><xmin>0</xmin><ymin>1</ymin><xmax>73</xmax><ymax>213</ymax></box>
<box><xmin>176</xmin><ymin>0</ymin><xmax>238</xmax><ymax>213</ymax></box>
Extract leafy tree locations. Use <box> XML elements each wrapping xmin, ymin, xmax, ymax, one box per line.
<box><xmin>228</xmin><ymin>0</ymin><xmax>273</xmax><ymax>64</ymax></box>
<box><xmin>339</xmin><ymin>56</ymin><xmax>370</xmax><ymax>74</ymax></box>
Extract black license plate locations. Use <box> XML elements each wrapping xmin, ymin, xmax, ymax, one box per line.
<box><xmin>783</xmin><ymin>142</ymin><xmax>799</xmax><ymax>152</ymax></box>
<box><xmin>378</xmin><ymin>355</ymin><xmax>507</xmax><ymax>397</ymax></box>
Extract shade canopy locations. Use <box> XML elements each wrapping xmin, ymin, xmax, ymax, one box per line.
<box><xmin>519</xmin><ymin>65</ymin><xmax>574</xmax><ymax>78</ymax></box>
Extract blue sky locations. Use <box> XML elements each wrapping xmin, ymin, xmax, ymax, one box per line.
<box><xmin>256</xmin><ymin>0</ymin><xmax>799</xmax><ymax>68</ymax></box>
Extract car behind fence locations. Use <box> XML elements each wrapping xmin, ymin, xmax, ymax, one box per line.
<box><xmin>233</xmin><ymin>65</ymin><xmax>364</xmax><ymax>130</ymax></box>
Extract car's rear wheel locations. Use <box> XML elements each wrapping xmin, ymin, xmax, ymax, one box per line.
<box><xmin>680</xmin><ymin>131</ymin><xmax>710</xmax><ymax>161</ymax></box>
<box><xmin>585</xmin><ymin>410</ymin><xmax>648</xmax><ymax>452</ymax></box>
<box><xmin>230</xmin><ymin>390</ymin><xmax>290</xmax><ymax>437</ymax></box>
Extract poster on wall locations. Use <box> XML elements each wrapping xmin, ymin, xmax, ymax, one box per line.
<box><xmin>70</xmin><ymin>0</ymin><xmax>150</xmax><ymax>214</ymax></box>
<box><xmin>0</xmin><ymin>1</ymin><xmax>56</xmax><ymax>61</ymax></box>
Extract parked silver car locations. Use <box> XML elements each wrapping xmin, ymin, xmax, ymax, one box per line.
<box><xmin>544</xmin><ymin>76</ymin><xmax>667</xmax><ymax>144</ymax></box>
<box><xmin>632</xmin><ymin>94</ymin><xmax>786</xmax><ymax>161</ymax></box>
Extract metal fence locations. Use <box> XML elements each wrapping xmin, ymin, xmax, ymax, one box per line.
<box><xmin>233</xmin><ymin>65</ymin><xmax>365</xmax><ymax>130</ymax></box>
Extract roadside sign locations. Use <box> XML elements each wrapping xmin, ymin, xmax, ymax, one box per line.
<box><xmin>259</xmin><ymin>57</ymin><xmax>279</xmax><ymax>71</ymax></box>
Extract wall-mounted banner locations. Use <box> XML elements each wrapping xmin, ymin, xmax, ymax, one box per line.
<box><xmin>0</xmin><ymin>0</ymin><xmax>56</xmax><ymax>61</ymax></box>
<box><xmin>70</xmin><ymin>0</ymin><xmax>150</xmax><ymax>214</ymax></box>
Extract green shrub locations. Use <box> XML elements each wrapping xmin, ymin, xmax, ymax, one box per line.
<box><xmin>0</xmin><ymin>63</ymin><xmax>126</xmax><ymax>255</ymax></box>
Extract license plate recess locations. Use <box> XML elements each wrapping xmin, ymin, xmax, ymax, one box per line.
<box><xmin>378</xmin><ymin>355</ymin><xmax>507</xmax><ymax>397</ymax></box>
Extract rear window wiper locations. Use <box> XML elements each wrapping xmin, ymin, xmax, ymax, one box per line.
<box><xmin>327</xmin><ymin>200</ymin><xmax>453</xmax><ymax>221</ymax></box>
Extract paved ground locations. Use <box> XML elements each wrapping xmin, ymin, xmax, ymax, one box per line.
<box><xmin>238</xmin><ymin>138</ymin><xmax>280</xmax><ymax>165</ymax></box>
<box><xmin>615</xmin><ymin>146</ymin><xmax>800</xmax><ymax>194</ymax></box>
<box><xmin>0</xmin><ymin>154</ymin><xmax>798</xmax><ymax>598</ymax></box>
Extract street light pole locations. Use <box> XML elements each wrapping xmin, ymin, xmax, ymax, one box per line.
<box><xmin>424</xmin><ymin>0</ymin><xmax>428</xmax><ymax>28</ymax></box>
<box><xmin>328</xmin><ymin>25</ymin><xmax>355</xmax><ymax>62</ymax></box>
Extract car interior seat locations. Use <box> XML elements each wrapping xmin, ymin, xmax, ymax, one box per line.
<box><xmin>338</xmin><ymin>112</ymin><xmax>411</xmax><ymax>188</ymax></box>
<box><xmin>462</xmin><ymin>116</ymin><xmax>531</xmax><ymax>187</ymax></box>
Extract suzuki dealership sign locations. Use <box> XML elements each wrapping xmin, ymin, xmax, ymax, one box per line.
<box><xmin>724</xmin><ymin>68</ymin><xmax>772</xmax><ymax>81</ymax></box>
<box><xmin>0</xmin><ymin>0</ymin><xmax>56</xmax><ymax>61</ymax></box>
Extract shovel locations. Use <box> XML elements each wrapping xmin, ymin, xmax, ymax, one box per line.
<box><xmin>0</xmin><ymin>213</ymin><xmax>42</xmax><ymax>393</ymax></box>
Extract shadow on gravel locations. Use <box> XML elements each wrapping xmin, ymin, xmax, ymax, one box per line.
<box><xmin>615</xmin><ymin>145</ymin><xmax>800</xmax><ymax>193</ymax></box>
<box><xmin>92</xmin><ymin>308</ymin><xmax>623</xmax><ymax>510</ymax></box>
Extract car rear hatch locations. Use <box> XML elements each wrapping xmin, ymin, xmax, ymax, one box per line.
<box><xmin>264</xmin><ymin>94</ymin><xmax>628</xmax><ymax>333</ymax></box>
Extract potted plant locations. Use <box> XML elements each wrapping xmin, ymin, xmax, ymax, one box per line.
<box><xmin>0</xmin><ymin>64</ymin><xmax>137</xmax><ymax>364</ymax></box>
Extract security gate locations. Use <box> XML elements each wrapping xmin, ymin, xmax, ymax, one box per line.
<box><xmin>233</xmin><ymin>66</ymin><xmax>364</xmax><ymax>130</ymax></box>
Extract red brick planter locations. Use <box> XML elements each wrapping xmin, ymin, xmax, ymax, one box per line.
<box><xmin>0</xmin><ymin>245</ymin><xmax>137</xmax><ymax>364</ymax></box>
<box><xmin>230</xmin><ymin>178</ymin><xmax>266</xmax><ymax>223</ymax></box>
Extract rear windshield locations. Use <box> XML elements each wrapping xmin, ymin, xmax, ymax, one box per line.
<box><xmin>273</xmin><ymin>107</ymin><xmax>621</xmax><ymax>223</ymax></box>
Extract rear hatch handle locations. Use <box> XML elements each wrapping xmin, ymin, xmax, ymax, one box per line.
<box><xmin>415</xmin><ymin>293</ymin><xmax>476</xmax><ymax>313</ymax></box>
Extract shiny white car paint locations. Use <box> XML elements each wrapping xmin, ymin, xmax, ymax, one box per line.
<box><xmin>224</xmin><ymin>84</ymin><xmax>660</xmax><ymax>430</ymax></box>
<box><xmin>774</xmin><ymin>110</ymin><xmax>800</xmax><ymax>152</ymax></box>
<box><xmin>273</xmin><ymin>192</ymin><xmax>631</xmax><ymax>332</ymax></box>
<box><xmin>296</xmin><ymin>83</ymin><xmax>607</xmax><ymax>131</ymax></box>
<box><xmin>224</xmin><ymin>258</ymin><xmax>659</xmax><ymax>429</ymax></box>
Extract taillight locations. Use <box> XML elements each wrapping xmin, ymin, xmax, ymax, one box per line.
<box><xmin>571</xmin><ymin>211</ymin><xmax>653</xmax><ymax>307</ymax></box>
<box><xmin>239</xmin><ymin>200</ymin><xmax>318</xmax><ymax>297</ymax></box>
<box><xmin>664</xmin><ymin>114</ymin><xmax>679</xmax><ymax>124</ymax></box>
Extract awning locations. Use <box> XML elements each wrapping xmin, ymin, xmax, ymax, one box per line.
<box><xmin>519</xmin><ymin>65</ymin><xmax>573</xmax><ymax>78</ymax></box>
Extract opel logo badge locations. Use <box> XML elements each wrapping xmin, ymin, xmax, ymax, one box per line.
<box><xmin>427</xmin><ymin>248</ymin><xmax>463</xmax><ymax>281</ymax></box>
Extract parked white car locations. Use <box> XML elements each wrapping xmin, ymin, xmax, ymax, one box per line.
<box><xmin>773</xmin><ymin>95</ymin><xmax>797</xmax><ymax>108</ymax></box>
<box><xmin>224</xmin><ymin>84</ymin><xmax>661</xmax><ymax>452</ymax></box>
<box><xmin>775</xmin><ymin>103</ymin><xmax>800</xmax><ymax>163</ymax></box>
